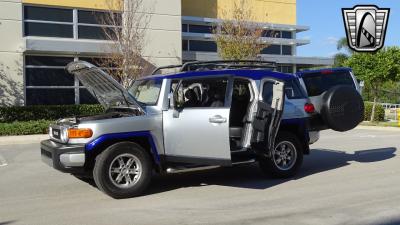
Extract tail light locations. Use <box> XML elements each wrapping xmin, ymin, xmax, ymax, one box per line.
<box><xmin>304</xmin><ymin>103</ymin><xmax>315</xmax><ymax>113</ymax></box>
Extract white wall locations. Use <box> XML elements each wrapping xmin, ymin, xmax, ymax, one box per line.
<box><xmin>0</xmin><ymin>0</ymin><xmax>24</xmax><ymax>106</ymax></box>
<box><xmin>141</xmin><ymin>0</ymin><xmax>182</xmax><ymax>67</ymax></box>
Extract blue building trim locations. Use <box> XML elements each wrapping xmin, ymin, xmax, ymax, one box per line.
<box><xmin>85</xmin><ymin>131</ymin><xmax>160</xmax><ymax>164</ymax></box>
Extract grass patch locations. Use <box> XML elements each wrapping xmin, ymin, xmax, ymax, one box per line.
<box><xmin>0</xmin><ymin>120</ymin><xmax>53</xmax><ymax>136</ymax></box>
<box><xmin>360</xmin><ymin>121</ymin><xmax>400</xmax><ymax>128</ymax></box>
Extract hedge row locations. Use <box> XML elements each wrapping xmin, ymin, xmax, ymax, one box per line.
<box><xmin>0</xmin><ymin>120</ymin><xmax>53</xmax><ymax>136</ymax></box>
<box><xmin>364</xmin><ymin>102</ymin><xmax>385</xmax><ymax>122</ymax></box>
<box><xmin>0</xmin><ymin>104</ymin><xmax>104</xmax><ymax>123</ymax></box>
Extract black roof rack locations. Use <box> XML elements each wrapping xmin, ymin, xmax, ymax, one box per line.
<box><xmin>151</xmin><ymin>60</ymin><xmax>277</xmax><ymax>75</ymax></box>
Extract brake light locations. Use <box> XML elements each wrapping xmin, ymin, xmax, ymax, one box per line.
<box><xmin>304</xmin><ymin>103</ymin><xmax>315</xmax><ymax>113</ymax></box>
<box><xmin>321</xmin><ymin>70</ymin><xmax>333</xmax><ymax>74</ymax></box>
<box><xmin>68</xmin><ymin>128</ymin><xmax>93</xmax><ymax>138</ymax></box>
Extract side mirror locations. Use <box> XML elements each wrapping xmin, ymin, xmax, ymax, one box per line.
<box><xmin>169</xmin><ymin>92</ymin><xmax>181</xmax><ymax>118</ymax></box>
<box><xmin>168</xmin><ymin>93</ymin><xmax>174</xmax><ymax>109</ymax></box>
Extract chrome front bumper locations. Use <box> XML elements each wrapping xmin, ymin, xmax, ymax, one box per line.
<box><xmin>41</xmin><ymin>139</ymin><xmax>86</xmax><ymax>173</ymax></box>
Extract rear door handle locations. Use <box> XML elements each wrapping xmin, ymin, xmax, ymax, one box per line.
<box><xmin>209</xmin><ymin>115</ymin><xmax>227</xmax><ymax>123</ymax></box>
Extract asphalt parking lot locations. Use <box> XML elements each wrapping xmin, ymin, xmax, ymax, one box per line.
<box><xmin>0</xmin><ymin>128</ymin><xmax>399</xmax><ymax>225</ymax></box>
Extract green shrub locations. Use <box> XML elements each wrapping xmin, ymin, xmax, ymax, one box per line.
<box><xmin>0</xmin><ymin>104</ymin><xmax>104</xmax><ymax>123</ymax></box>
<box><xmin>364</xmin><ymin>102</ymin><xmax>385</xmax><ymax>121</ymax></box>
<box><xmin>0</xmin><ymin>120</ymin><xmax>53</xmax><ymax>136</ymax></box>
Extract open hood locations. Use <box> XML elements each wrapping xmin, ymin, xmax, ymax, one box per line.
<box><xmin>66</xmin><ymin>61</ymin><xmax>144</xmax><ymax>113</ymax></box>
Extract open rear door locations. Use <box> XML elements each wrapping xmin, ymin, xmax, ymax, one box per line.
<box><xmin>251</xmin><ymin>79</ymin><xmax>285</xmax><ymax>155</ymax></box>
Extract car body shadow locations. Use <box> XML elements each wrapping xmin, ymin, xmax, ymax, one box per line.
<box><xmin>74</xmin><ymin>147</ymin><xmax>396</xmax><ymax>196</ymax></box>
<box><xmin>147</xmin><ymin>147</ymin><xmax>396</xmax><ymax>194</ymax></box>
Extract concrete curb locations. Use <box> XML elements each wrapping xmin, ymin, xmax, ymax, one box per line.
<box><xmin>0</xmin><ymin>134</ymin><xmax>48</xmax><ymax>146</ymax></box>
<box><xmin>355</xmin><ymin>125</ymin><xmax>400</xmax><ymax>131</ymax></box>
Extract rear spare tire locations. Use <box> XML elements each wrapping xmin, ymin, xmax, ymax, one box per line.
<box><xmin>320</xmin><ymin>85</ymin><xmax>364</xmax><ymax>132</ymax></box>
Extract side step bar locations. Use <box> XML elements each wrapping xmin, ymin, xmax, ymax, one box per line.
<box><xmin>166</xmin><ymin>165</ymin><xmax>220</xmax><ymax>174</ymax></box>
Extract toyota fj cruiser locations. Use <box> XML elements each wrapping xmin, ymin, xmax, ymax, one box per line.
<box><xmin>41</xmin><ymin>61</ymin><xmax>364</xmax><ymax>198</ymax></box>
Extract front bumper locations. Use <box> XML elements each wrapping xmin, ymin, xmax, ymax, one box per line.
<box><xmin>41</xmin><ymin>139</ymin><xmax>86</xmax><ymax>173</ymax></box>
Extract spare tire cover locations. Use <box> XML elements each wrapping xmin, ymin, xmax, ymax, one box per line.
<box><xmin>320</xmin><ymin>85</ymin><xmax>364</xmax><ymax>132</ymax></box>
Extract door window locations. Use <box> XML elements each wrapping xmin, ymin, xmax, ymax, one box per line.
<box><xmin>173</xmin><ymin>77</ymin><xmax>228</xmax><ymax>108</ymax></box>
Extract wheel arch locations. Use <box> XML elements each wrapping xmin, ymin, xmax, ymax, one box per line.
<box><xmin>84</xmin><ymin>131</ymin><xmax>162</xmax><ymax>171</ymax></box>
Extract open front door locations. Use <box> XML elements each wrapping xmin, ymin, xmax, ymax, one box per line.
<box><xmin>163</xmin><ymin>77</ymin><xmax>231</xmax><ymax>166</ymax></box>
<box><xmin>251</xmin><ymin>79</ymin><xmax>285</xmax><ymax>154</ymax></box>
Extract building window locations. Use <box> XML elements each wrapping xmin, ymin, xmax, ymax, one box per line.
<box><xmin>262</xmin><ymin>30</ymin><xmax>281</xmax><ymax>38</ymax></box>
<box><xmin>261</xmin><ymin>45</ymin><xmax>281</xmax><ymax>55</ymax></box>
<box><xmin>282</xmin><ymin>45</ymin><xmax>292</xmax><ymax>55</ymax></box>
<box><xmin>277</xmin><ymin>65</ymin><xmax>294</xmax><ymax>74</ymax></box>
<box><xmin>188</xmin><ymin>24</ymin><xmax>213</xmax><ymax>34</ymax></box>
<box><xmin>77</xmin><ymin>10</ymin><xmax>121</xmax><ymax>40</ymax></box>
<box><xmin>24</xmin><ymin>6</ymin><xmax>72</xmax><ymax>22</ymax></box>
<box><xmin>281</xmin><ymin>31</ymin><xmax>293</xmax><ymax>39</ymax></box>
<box><xmin>182</xmin><ymin>24</ymin><xmax>188</xmax><ymax>32</ymax></box>
<box><xmin>188</xmin><ymin>40</ymin><xmax>217</xmax><ymax>52</ymax></box>
<box><xmin>25</xmin><ymin>55</ymin><xmax>104</xmax><ymax>105</ymax></box>
<box><xmin>24</xmin><ymin>6</ymin><xmax>73</xmax><ymax>38</ymax></box>
<box><xmin>23</xmin><ymin>6</ymin><xmax>121</xmax><ymax>40</ymax></box>
<box><xmin>182</xmin><ymin>40</ymin><xmax>188</xmax><ymax>51</ymax></box>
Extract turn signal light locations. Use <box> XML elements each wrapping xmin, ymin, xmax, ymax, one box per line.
<box><xmin>304</xmin><ymin>103</ymin><xmax>315</xmax><ymax>113</ymax></box>
<box><xmin>68</xmin><ymin>128</ymin><xmax>93</xmax><ymax>138</ymax></box>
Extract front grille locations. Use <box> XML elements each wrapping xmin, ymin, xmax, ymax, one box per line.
<box><xmin>41</xmin><ymin>148</ymin><xmax>52</xmax><ymax>159</ymax></box>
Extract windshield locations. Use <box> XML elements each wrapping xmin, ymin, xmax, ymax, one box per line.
<box><xmin>302</xmin><ymin>71</ymin><xmax>355</xmax><ymax>96</ymax></box>
<box><xmin>128</xmin><ymin>79</ymin><xmax>162</xmax><ymax>106</ymax></box>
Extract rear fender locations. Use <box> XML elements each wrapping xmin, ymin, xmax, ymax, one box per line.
<box><xmin>279</xmin><ymin>118</ymin><xmax>310</xmax><ymax>155</ymax></box>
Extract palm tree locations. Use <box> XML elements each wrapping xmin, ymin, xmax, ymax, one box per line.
<box><xmin>336</xmin><ymin>37</ymin><xmax>353</xmax><ymax>53</ymax></box>
<box><xmin>334</xmin><ymin>37</ymin><xmax>353</xmax><ymax>67</ymax></box>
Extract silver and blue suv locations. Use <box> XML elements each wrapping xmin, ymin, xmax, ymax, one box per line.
<box><xmin>41</xmin><ymin>61</ymin><xmax>364</xmax><ymax>198</ymax></box>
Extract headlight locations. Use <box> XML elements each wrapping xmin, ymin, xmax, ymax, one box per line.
<box><xmin>60</xmin><ymin>127</ymin><xmax>69</xmax><ymax>143</ymax></box>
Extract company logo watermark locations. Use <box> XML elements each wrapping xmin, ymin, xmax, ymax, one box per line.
<box><xmin>342</xmin><ymin>5</ymin><xmax>390</xmax><ymax>52</ymax></box>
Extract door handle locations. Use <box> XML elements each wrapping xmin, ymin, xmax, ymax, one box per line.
<box><xmin>209</xmin><ymin>115</ymin><xmax>227</xmax><ymax>123</ymax></box>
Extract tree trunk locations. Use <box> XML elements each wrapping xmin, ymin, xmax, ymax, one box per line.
<box><xmin>370</xmin><ymin>96</ymin><xmax>377</xmax><ymax>122</ymax></box>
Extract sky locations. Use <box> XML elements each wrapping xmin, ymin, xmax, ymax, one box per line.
<box><xmin>297</xmin><ymin>0</ymin><xmax>400</xmax><ymax>57</ymax></box>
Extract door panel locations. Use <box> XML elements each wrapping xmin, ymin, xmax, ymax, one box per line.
<box><xmin>252</xmin><ymin>79</ymin><xmax>285</xmax><ymax>153</ymax></box>
<box><xmin>163</xmin><ymin>108</ymin><xmax>231</xmax><ymax>162</ymax></box>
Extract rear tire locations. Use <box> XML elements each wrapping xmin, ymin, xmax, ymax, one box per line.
<box><xmin>93</xmin><ymin>142</ymin><xmax>152</xmax><ymax>199</ymax></box>
<box><xmin>259</xmin><ymin>132</ymin><xmax>303</xmax><ymax>178</ymax></box>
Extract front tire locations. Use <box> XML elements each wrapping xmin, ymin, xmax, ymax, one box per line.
<box><xmin>93</xmin><ymin>142</ymin><xmax>152</xmax><ymax>199</ymax></box>
<box><xmin>259</xmin><ymin>132</ymin><xmax>303</xmax><ymax>178</ymax></box>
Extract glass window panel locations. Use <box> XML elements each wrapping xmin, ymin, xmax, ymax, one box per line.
<box><xmin>281</xmin><ymin>31</ymin><xmax>293</xmax><ymax>39</ymax></box>
<box><xmin>26</xmin><ymin>68</ymin><xmax>74</xmax><ymax>86</ymax></box>
<box><xmin>282</xmin><ymin>45</ymin><xmax>292</xmax><ymax>55</ymax></box>
<box><xmin>188</xmin><ymin>24</ymin><xmax>213</xmax><ymax>34</ymax></box>
<box><xmin>26</xmin><ymin>88</ymin><xmax>75</xmax><ymax>105</ymax></box>
<box><xmin>79</xmin><ymin>89</ymin><xmax>99</xmax><ymax>104</ymax></box>
<box><xmin>189</xmin><ymin>40</ymin><xmax>217</xmax><ymax>52</ymax></box>
<box><xmin>24</xmin><ymin>22</ymin><xmax>73</xmax><ymax>38</ymax></box>
<box><xmin>285</xmin><ymin>80</ymin><xmax>305</xmax><ymax>99</ymax></box>
<box><xmin>176</xmin><ymin>77</ymin><xmax>228</xmax><ymax>108</ymax></box>
<box><xmin>182</xmin><ymin>40</ymin><xmax>188</xmax><ymax>51</ymax></box>
<box><xmin>24</xmin><ymin>6</ymin><xmax>72</xmax><ymax>22</ymax></box>
<box><xmin>78</xmin><ymin>10</ymin><xmax>121</xmax><ymax>25</ymax></box>
<box><xmin>78</xmin><ymin>26</ymin><xmax>117</xmax><ymax>40</ymax></box>
<box><xmin>261</xmin><ymin>45</ymin><xmax>281</xmax><ymax>55</ymax></box>
<box><xmin>25</xmin><ymin>56</ymin><xmax>74</xmax><ymax>66</ymax></box>
<box><xmin>78</xmin><ymin>10</ymin><xmax>106</xmax><ymax>24</ymax></box>
<box><xmin>182</xmin><ymin>24</ymin><xmax>188</xmax><ymax>32</ymax></box>
<box><xmin>263</xmin><ymin>30</ymin><xmax>281</xmax><ymax>38</ymax></box>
